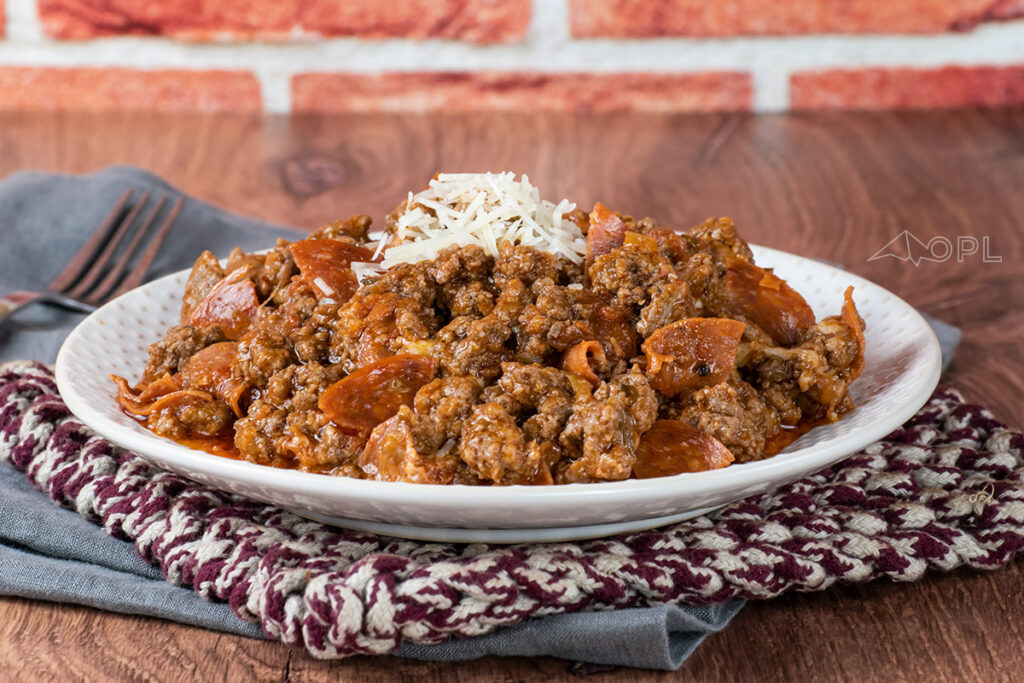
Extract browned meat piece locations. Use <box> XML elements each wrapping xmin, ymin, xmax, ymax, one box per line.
<box><xmin>430</xmin><ymin>246</ymin><xmax>496</xmax><ymax>317</ymax></box>
<box><xmin>406</xmin><ymin>375</ymin><xmax>484</xmax><ymax>453</ymax></box>
<box><xmin>180</xmin><ymin>250</ymin><xmax>226</xmax><ymax>321</ymax></box>
<box><xmin>494</xmin><ymin>243</ymin><xmax>559</xmax><ymax>289</ymax></box>
<box><xmin>289</xmin><ymin>302</ymin><xmax>338</xmax><ymax>365</ymax></box>
<box><xmin>588</xmin><ymin>241</ymin><xmax>676</xmax><ymax>309</ymax></box>
<box><xmin>234</xmin><ymin>361</ymin><xmax>361</xmax><ymax>472</ymax></box>
<box><xmin>676</xmin><ymin>252</ymin><xmax>717</xmax><ymax>311</ymax></box>
<box><xmin>637</xmin><ymin>280</ymin><xmax>696</xmax><ymax>338</ymax></box>
<box><xmin>517</xmin><ymin>278</ymin><xmax>599</xmax><ymax>362</ymax></box>
<box><xmin>332</xmin><ymin>292</ymin><xmax>436</xmax><ymax>372</ymax></box>
<box><xmin>434</xmin><ymin>280</ymin><xmax>531</xmax><ymax>380</ymax></box>
<box><xmin>557</xmin><ymin>369</ymin><xmax>657</xmax><ymax>482</ymax></box>
<box><xmin>233</xmin><ymin>279</ymin><xmax>323</xmax><ymax>386</ymax></box>
<box><xmin>670</xmin><ymin>377</ymin><xmax>781</xmax><ymax>463</ymax></box>
<box><xmin>148</xmin><ymin>398</ymin><xmax>235</xmax><ymax>440</ymax></box>
<box><xmin>261</xmin><ymin>240</ymin><xmax>299</xmax><ymax>304</ymax></box>
<box><xmin>459</xmin><ymin>402</ymin><xmax>553</xmax><ymax>484</ymax></box>
<box><xmin>142</xmin><ymin>324</ymin><xmax>226</xmax><ymax>383</ymax></box>
<box><xmin>685</xmin><ymin>217</ymin><xmax>754</xmax><ymax>274</ymax></box>
<box><xmin>310</xmin><ymin>214</ymin><xmax>373</xmax><ymax>242</ymax></box>
<box><xmin>644</xmin><ymin>227</ymin><xmax>692</xmax><ymax>265</ymax></box>
<box><xmin>433</xmin><ymin>313</ymin><xmax>510</xmax><ymax>382</ymax></box>
<box><xmin>361</xmin><ymin>260</ymin><xmax>438</xmax><ymax>310</ymax></box>
<box><xmin>737</xmin><ymin>291</ymin><xmax>865</xmax><ymax>423</ymax></box>
<box><xmin>235</xmin><ymin>326</ymin><xmax>296</xmax><ymax>389</ymax></box>
<box><xmin>495</xmin><ymin>362</ymin><xmax>588</xmax><ymax>443</ymax></box>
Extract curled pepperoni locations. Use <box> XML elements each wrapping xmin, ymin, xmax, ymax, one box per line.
<box><xmin>290</xmin><ymin>238</ymin><xmax>375</xmax><ymax>302</ymax></box>
<box><xmin>111</xmin><ymin>373</ymin><xmax>211</xmax><ymax>418</ymax></box>
<box><xmin>561</xmin><ymin>340</ymin><xmax>606</xmax><ymax>387</ymax></box>
<box><xmin>724</xmin><ymin>258</ymin><xmax>815</xmax><ymax>347</ymax></box>
<box><xmin>186</xmin><ymin>267</ymin><xmax>259</xmax><ymax>340</ymax></box>
<box><xmin>634</xmin><ymin>420</ymin><xmax>734</xmax><ymax>478</ymax></box>
<box><xmin>319</xmin><ymin>354</ymin><xmax>436</xmax><ymax>438</ymax></box>
<box><xmin>585</xmin><ymin>202</ymin><xmax>626</xmax><ymax>266</ymax></box>
<box><xmin>840</xmin><ymin>286</ymin><xmax>866</xmax><ymax>380</ymax></box>
<box><xmin>180</xmin><ymin>342</ymin><xmax>250</xmax><ymax>417</ymax></box>
<box><xmin>642</xmin><ymin>317</ymin><xmax>745</xmax><ymax>397</ymax></box>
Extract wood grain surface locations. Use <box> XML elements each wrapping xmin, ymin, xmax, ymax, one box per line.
<box><xmin>0</xmin><ymin>109</ymin><xmax>1021</xmax><ymax>681</ymax></box>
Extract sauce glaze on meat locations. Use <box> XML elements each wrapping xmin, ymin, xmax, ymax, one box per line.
<box><xmin>114</xmin><ymin>201</ymin><xmax>866</xmax><ymax>485</ymax></box>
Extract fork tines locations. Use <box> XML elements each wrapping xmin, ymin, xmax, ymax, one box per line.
<box><xmin>50</xmin><ymin>190</ymin><xmax>184</xmax><ymax>307</ymax></box>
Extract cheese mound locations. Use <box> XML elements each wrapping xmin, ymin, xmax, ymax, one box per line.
<box><xmin>374</xmin><ymin>172</ymin><xmax>585</xmax><ymax>270</ymax></box>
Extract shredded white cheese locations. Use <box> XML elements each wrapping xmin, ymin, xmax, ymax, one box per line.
<box><xmin>350</xmin><ymin>261</ymin><xmax>384</xmax><ymax>285</ymax></box>
<box><xmin>376</xmin><ymin>172</ymin><xmax>585</xmax><ymax>269</ymax></box>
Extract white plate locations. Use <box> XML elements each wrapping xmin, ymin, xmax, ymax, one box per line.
<box><xmin>55</xmin><ymin>246</ymin><xmax>941</xmax><ymax>542</ymax></box>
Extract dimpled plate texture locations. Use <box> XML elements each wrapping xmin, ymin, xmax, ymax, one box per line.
<box><xmin>55</xmin><ymin>246</ymin><xmax>941</xmax><ymax>539</ymax></box>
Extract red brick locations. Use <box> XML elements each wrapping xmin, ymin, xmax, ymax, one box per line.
<box><xmin>790</xmin><ymin>66</ymin><xmax>1024</xmax><ymax>110</ymax></box>
<box><xmin>291</xmin><ymin>72</ymin><xmax>751</xmax><ymax>113</ymax></box>
<box><xmin>39</xmin><ymin>0</ymin><xmax>530</xmax><ymax>43</ymax></box>
<box><xmin>569</xmin><ymin>0</ymin><xmax>1024</xmax><ymax>37</ymax></box>
<box><xmin>0</xmin><ymin>68</ymin><xmax>262</xmax><ymax>112</ymax></box>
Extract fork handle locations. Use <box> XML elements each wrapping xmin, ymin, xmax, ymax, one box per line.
<box><xmin>0</xmin><ymin>291</ymin><xmax>44</xmax><ymax>323</ymax></box>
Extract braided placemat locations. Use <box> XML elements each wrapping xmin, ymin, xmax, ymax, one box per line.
<box><xmin>2</xmin><ymin>360</ymin><xmax>1023</xmax><ymax>658</ymax></box>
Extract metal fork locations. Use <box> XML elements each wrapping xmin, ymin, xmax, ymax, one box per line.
<box><xmin>0</xmin><ymin>190</ymin><xmax>185</xmax><ymax>324</ymax></box>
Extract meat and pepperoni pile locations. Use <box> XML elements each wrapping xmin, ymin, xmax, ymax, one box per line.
<box><xmin>113</xmin><ymin>188</ymin><xmax>865</xmax><ymax>485</ymax></box>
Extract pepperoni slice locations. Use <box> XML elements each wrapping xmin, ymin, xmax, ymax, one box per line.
<box><xmin>185</xmin><ymin>267</ymin><xmax>259</xmax><ymax>340</ymax></box>
<box><xmin>634</xmin><ymin>420</ymin><xmax>734</xmax><ymax>478</ymax></box>
<box><xmin>290</xmin><ymin>239</ymin><xmax>375</xmax><ymax>302</ymax></box>
<box><xmin>319</xmin><ymin>354</ymin><xmax>436</xmax><ymax>438</ymax></box>
<box><xmin>180</xmin><ymin>342</ymin><xmax>249</xmax><ymax>417</ymax></box>
<box><xmin>561</xmin><ymin>340</ymin><xmax>606</xmax><ymax>387</ymax></box>
<box><xmin>358</xmin><ymin>416</ymin><xmax>459</xmax><ymax>484</ymax></box>
<box><xmin>724</xmin><ymin>258</ymin><xmax>815</xmax><ymax>347</ymax></box>
<box><xmin>642</xmin><ymin>317</ymin><xmax>745</xmax><ymax>397</ymax></box>
<box><xmin>585</xmin><ymin>202</ymin><xmax>626</xmax><ymax>266</ymax></box>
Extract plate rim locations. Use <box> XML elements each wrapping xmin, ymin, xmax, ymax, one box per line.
<box><xmin>54</xmin><ymin>244</ymin><xmax>943</xmax><ymax>519</ymax></box>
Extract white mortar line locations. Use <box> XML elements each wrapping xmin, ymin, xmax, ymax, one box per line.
<box><xmin>0</xmin><ymin>25</ymin><xmax>1020</xmax><ymax>72</ymax></box>
<box><xmin>5</xmin><ymin>0</ymin><xmax>44</xmax><ymax>41</ymax></box>
<box><xmin>256</xmin><ymin>69</ymin><xmax>292</xmax><ymax>114</ymax></box>
<box><xmin>752</xmin><ymin>66</ymin><xmax>789</xmax><ymax>112</ymax></box>
<box><xmin>530</xmin><ymin>0</ymin><xmax>571</xmax><ymax>46</ymax></box>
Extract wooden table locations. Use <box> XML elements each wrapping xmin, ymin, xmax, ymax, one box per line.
<box><xmin>1</xmin><ymin>109</ymin><xmax>1022</xmax><ymax>681</ymax></box>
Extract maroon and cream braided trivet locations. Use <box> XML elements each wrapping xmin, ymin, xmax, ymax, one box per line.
<box><xmin>2</xmin><ymin>360</ymin><xmax>1022</xmax><ymax>658</ymax></box>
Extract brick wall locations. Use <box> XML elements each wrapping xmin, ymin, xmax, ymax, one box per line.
<box><xmin>0</xmin><ymin>0</ymin><xmax>1021</xmax><ymax>113</ymax></box>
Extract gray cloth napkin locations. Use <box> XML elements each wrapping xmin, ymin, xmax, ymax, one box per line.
<box><xmin>0</xmin><ymin>166</ymin><xmax>751</xmax><ymax>671</ymax></box>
